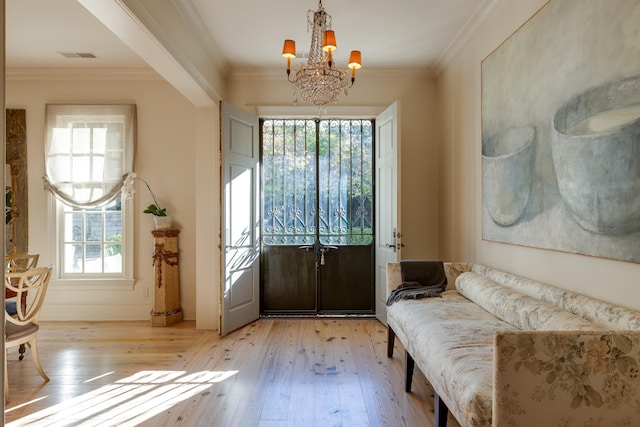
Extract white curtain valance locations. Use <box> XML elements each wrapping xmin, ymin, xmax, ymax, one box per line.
<box><xmin>43</xmin><ymin>104</ymin><xmax>136</xmax><ymax>208</ymax></box>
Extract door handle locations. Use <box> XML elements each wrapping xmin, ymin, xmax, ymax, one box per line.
<box><xmin>318</xmin><ymin>245</ymin><xmax>338</xmax><ymax>266</ymax></box>
<box><xmin>298</xmin><ymin>245</ymin><xmax>314</xmax><ymax>252</ymax></box>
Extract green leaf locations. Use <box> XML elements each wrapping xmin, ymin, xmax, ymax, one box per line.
<box><xmin>143</xmin><ymin>204</ymin><xmax>167</xmax><ymax>216</ymax></box>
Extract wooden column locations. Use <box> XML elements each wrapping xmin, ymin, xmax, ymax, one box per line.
<box><xmin>151</xmin><ymin>229</ymin><xmax>183</xmax><ymax>326</ymax></box>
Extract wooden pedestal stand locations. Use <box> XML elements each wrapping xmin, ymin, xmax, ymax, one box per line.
<box><xmin>151</xmin><ymin>229</ymin><xmax>183</xmax><ymax>326</ymax></box>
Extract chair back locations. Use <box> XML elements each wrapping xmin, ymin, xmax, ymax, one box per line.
<box><xmin>6</xmin><ymin>253</ymin><xmax>39</xmax><ymax>273</ymax></box>
<box><xmin>4</xmin><ymin>267</ymin><xmax>52</xmax><ymax>327</ymax></box>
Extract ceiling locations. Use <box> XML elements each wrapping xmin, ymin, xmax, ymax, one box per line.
<box><xmin>6</xmin><ymin>0</ymin><xmax>483</xmax><ymax>72</ymax></box>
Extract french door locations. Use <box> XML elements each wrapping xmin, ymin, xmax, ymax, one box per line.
<box><xmin>260</xmin><ymin>119</ymin><xmax>375</xmax><ymax>315</ymax></box>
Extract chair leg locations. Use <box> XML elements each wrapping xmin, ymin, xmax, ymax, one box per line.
<box><xmin>405</xmin><ymin>350</ymin><xmax>415</xmax><ymax>392</ymax></box>
<box><xmin>5</xmin><ymin>353</ymin><xmax>9</xmax><ymax>402</ymax></box>
<box><xmin>434</xmin><ymin>392</ymin><xmax>449</xmax><ymax>427</ymax></box>
<box><xmin>19</xmin><ymin>344</ymin><xmax>26</xmax><ymax>361</ymax></box>
<box><xmin>29</xmin><ymin>340</ymin><xmax>50</xmax><ymax>382</ymax></box>
<box><xmin>387</xmin><ymin>327</ymin><xmax>396</xmax><ymax>358</ymax></box>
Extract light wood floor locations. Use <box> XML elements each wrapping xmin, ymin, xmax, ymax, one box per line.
<box><xmin>4</xmin><ymin>318</ymin><xmax>457</xmax><ymax>426</ymax></box>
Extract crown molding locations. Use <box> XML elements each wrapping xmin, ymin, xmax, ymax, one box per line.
<box><xmin>230</xmin><ymin>67</ymin><xmax>436</xmax><ymax>81</ymax></box>
<box><xmin>431</xmin><ymin>0</ymin><xmax>499</xmax><ymax>76</ymax></box>
<box><xmin>6</xmin><ymin>67</ymin><xmax>162</xmax><ymax>81</ymax></box>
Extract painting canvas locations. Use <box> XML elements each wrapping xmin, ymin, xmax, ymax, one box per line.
<box><xmin>481</xmin><ymin>0</ymin><xmax>640</xmax><ymax>263</ymax></box>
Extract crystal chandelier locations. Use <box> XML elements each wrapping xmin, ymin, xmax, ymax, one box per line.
<box><xmin>282</xmin><ymin>0</ymin><xmax>362</xmax><ymax>107</ymax></box>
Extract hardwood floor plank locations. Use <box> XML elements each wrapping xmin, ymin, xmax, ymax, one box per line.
<box><xmin>4</xmin><ymin>319</ymin><xmax>448</xmax><ymax>426</ymax></box>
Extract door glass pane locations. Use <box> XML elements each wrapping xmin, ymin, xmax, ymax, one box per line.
<box><xmin>262</xmin><ymin>120</ymin><xmax>317</xmax><ymax>245</ymax></box>
<box><xmin>319</xmin><ymin>120</ymin><xmax>373</xmax><ymax>245</ymax></box>
<box><xmin>262</xmin><ymin>119</ymin><xmax>373</xmax><ymax>246</ymax></box>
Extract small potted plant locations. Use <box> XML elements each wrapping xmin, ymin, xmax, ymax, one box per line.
<box><xmin>122</xmin><ymin>173</ymin><xmax>172</xmax><ymax>230</ymax></box>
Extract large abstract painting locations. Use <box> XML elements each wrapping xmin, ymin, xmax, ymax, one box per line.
<box><xmin>482</xmin><ymin>0</ymin><xmax>640</xmax><ymax>263</ymax></box>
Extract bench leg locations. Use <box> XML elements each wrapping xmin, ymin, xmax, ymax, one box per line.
<box><xmin>387</xmin><ymin>327</ymin><xmax>396</xmax><ymax>358</ymax></box>
<box><xmin>434</xmin><ymin>392</ymin><xmax>449</xmax><ymax>427</ymax></box>
<box><xmin>405</xmin><ymin>350</ymin><xmax>414</xmax><ymax>392</ymax></box>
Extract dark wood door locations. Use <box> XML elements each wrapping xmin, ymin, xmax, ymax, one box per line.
<box><xmin>260</xmin><ymin>119</ymin><xmax>375</xmax><ymax>315</ymax></box>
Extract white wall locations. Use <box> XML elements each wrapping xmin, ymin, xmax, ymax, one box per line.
<box><xmin>228</xmin><ymin>69</ymin><xmax>441</xmax><ymax>260</ymax></box>
<box><xmin>6</xmin><ymin>70</ymin><xmax>202</xmax><ymax>320</ymax></box>
<box><xmin>437</xmin><ymin>0</ymin><xmax>640</xmax><ymax>310</ymax></box>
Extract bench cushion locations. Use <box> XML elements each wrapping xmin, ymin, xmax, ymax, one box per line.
<box><xmin>388</xmin><ymin>291</ymin><xmax>517</xmax><ymax>426</ymax></box>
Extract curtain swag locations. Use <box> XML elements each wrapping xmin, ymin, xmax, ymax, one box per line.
<box><xmin>43</xmin><ymin>104</ymin><xmax>136</xmax><ymax>208</ymax></box>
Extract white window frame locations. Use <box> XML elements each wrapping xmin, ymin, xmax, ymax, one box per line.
<box><xmin>48</xmin><ymin>195</ymin><xmax>135</xmax><ymax>291</ymax></box>
<box><xmin>43</xmin><ymin>104</ymin><xmax>136</xmax><ymax>290</ymax></box>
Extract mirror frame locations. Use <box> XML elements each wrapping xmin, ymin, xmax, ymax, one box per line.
<box><xmin>6</xmin><ymin>109</ymin><xmax>28</xmax><ymax>254</ymax></box>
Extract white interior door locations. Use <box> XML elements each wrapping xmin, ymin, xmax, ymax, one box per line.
<box><xmin>375</xmin><ymin>101</ymin><xmax>401</xmax><ymax>325</ymax></box>
<box><xmin>220</xmin><ymin>102</ymin><xmax>260</xmax><ymax>335</ymax></box>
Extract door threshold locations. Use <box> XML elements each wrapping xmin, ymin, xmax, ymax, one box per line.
<box><xmin>260</xmin><ymin>313</ymin><xmax>376</xmax><ymax>319</ymax></box>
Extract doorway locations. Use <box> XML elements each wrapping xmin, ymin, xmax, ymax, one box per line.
<box><xmin>260</xmin><ymin>119</ymin><xmax>375</xmax><ymax>315</ymax></box>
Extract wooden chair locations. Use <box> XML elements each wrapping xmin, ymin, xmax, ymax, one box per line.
<box><xmin>4</xmin><ymin>266</ymin><xmax>53</xmax><ymax>401</ymax></box>
<box><xmin>5</xmin><ymin>253</ymin><xmax>40</xmax><ymax>360</ymax></box>
<box><xmin>6</xmin><ymin>253</ymin><xmax>39</xmax><ymax>273</ymax></box>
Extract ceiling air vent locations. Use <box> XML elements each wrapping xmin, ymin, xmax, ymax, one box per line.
<box><xmin>58</xmin><ymin>52</ymin><xmax>97</xmax><ymax>59</ymax></box>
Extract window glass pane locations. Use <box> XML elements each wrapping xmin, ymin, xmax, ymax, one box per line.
<box><xmin>91</xmin><ymin>157</ymin><xmax>105</xmax><ymax>181</ymax></box>
<box><xmin>72</xmin><ymin>128</ymin><xmax>91</xmax><ymax>153</ymax></box>
<box><xmin>105</xmin><ymin>213</ymin><xmax>122</xmax><ymax>240</ymax></box>
<box><xmin>63</xmin><ymin>211</ymin><xmax>77</xmax><ymax>241</ymax></box>
<box><xmin>84</xmin><ymin>244</ymin><xmax>103</xmax><ymax>273</ymax></box>
<box><xmin>72</xmin><ymin>156</ymin><xmax>91</xmax><ymax>182</ymax></box>
<box><xmin>93</xmin><ymin>128</ymin><xmax>107</xmax><ymax>153</ymax></box>
<box><xmin>104</xmin><ymin>246</ymin><xmax>122</xmax><ymax>273</ymax></box>
<box><xmin>64</xmin><ymin>243</ymin><xmax>82</xmax><ymax>273</ymax></box>
<box><xmin>51</xmin><ymin>128</ymin><xmax>71</xmax><ymax>153</ymax></box>
<box><xmin>85</xmin><ymin>213</ymin><xmax>102</xmax><ymax>242</ymax></box>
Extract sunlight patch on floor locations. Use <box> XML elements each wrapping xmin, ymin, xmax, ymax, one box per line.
<box><xmin>6</xmin><ymin>370</ymin><xmax>238</xmax><ymax>426</ymax></box>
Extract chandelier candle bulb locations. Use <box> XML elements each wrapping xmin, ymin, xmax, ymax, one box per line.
<box><xmin>322</xmin><ymin>30</ymin><xmax>337</xmax><ymax>66</ymax></box>
<box><xmin>322</xmin><ymin>30</ymin><xmax>337</xmax><ymax>52</ymax></box>
<box><xmin>282</xmin><ymin>39</ymin><xmax>296</xmax><ymax>74</ymax></box>
<box><xmin>348</xmin><ymin>50</ymin><xmax>362</xmax><ymax>81</ymax></box>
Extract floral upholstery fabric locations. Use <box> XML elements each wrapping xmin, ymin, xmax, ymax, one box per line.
<box><xmin>472</xmin><ymin>264</ymin><xmax>640</xmax><ymax>330</ymax></box>
<box><xmin>494</xmin><ymin>330</ymin><xmax>640</xmax><ymax>427</ymax></box>
<box><xmin>456</xmin><ymin>272</ymin><xmax>603</xmax><ymax>331</ymax></box>
<box><xmin>386</xmin><ymin>262</ymin><xmax>640</xmax><ymax>427</ymax></box>
<box><xmin>387</xmin><ymin>293</ymin><xmax>514</xmax><ymax>427</ymax></box>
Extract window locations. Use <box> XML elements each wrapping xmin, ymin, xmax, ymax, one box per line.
<box><xmin>44</xmin><ymin>105</ymin><xmax>135</xmax><ymax>283</ymax></box>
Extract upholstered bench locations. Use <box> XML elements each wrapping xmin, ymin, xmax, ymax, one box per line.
<box><xmin>386</xmin><ymin>262</ymin><xmax>640</xmax><ymax>427</ymax></box>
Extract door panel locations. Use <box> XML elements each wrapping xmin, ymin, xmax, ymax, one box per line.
<box><xmin>220</xmin><ymin>102</ymin><xmax>260</xmax><ymax>335</ymax></box>
<box><xmin>375</xmin><ymin>102</ymin><xmax>401</xmax><ymax>324</ymax></box>
<box><xmin>319</xmin><ymin>245</ymin><xmax>374</xmax><ymax>313</ymax></box>
<box><xmin>261</xmin><ymin>245</ymin><xmax>316</xmax><ymax>314</ymax></box>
